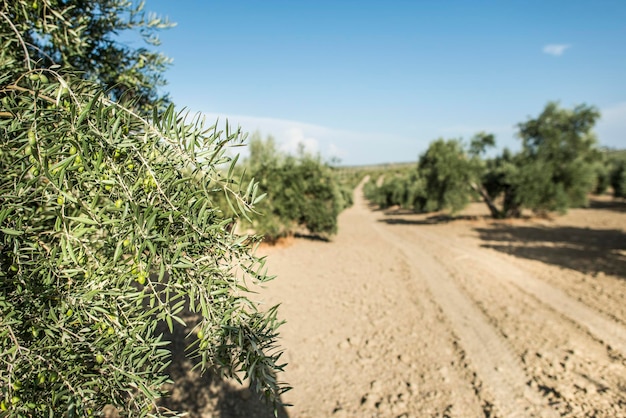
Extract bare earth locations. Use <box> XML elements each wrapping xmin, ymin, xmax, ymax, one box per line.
<box><xmin>163</xmin><ymin>183</ymin><xmax>626</xmax><ymax>417</ymax></box>
<box><xmin>254</xmin><ymin>182</ymin><xmax>626</xmax><ymax>418</ymax></box>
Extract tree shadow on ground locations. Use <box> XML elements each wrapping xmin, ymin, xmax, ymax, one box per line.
<box><xmin>293</xmin><ymin>232</ymin><xmax>331</xmax><ymax>242</ymax></box>
<box><xmin>474</xmin><ymin>224</ymin><xmax>626</xmax><ymax>280</ymax></box>
<box><xmin>588</xmin><ymin>196</ymin><xmax>626</xmax><ymax>213</ymax></box>
<box><xmin>157</xmin><ymin>316</ymin><xmax>290</xmax><ymax>418</ymax></box>
<box><xmin>379</xmin><ymin>213</ymin><xmax>491</xmax><ymax>225</ymax></box>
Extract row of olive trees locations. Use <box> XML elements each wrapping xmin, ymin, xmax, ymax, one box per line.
<box><xmin>230</xmin><ymin>133</ymin><xmax>353</xmax><ymax>242</ymax></box>
<box><xmin>1</xmin><ymin>1</ymin><xmax>288</xmax><ymax>416</ymax></box>
<box><xmin>365</xmin><ymin>102</ymin><xmax>612</xmax><ymax>218</ymax></box>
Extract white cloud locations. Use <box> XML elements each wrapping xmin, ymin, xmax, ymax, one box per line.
<box><xmin>280</xmin><ymin>127</ymin><xmax>319</xmax><ymax>155</ymax></box>
<box><xmin>198</xmin><ymin>112</ymin><xmax>409</xmax><ymax>165</ymax></box>
<box><xmin>204</xmin><ymin>113</ymin><xmax>398</xmax><ymax>164</ymax></box>
<box><xmin>596</xmin><ymin>102</ymin><xmax>626</xmax><ymax>149</ymax></box>
<box><xmin>543</xmin><ymin>44</ymin><xmax>571</xmax><ymax>56</ymax></box>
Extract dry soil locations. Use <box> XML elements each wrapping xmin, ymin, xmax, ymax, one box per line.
<box><xmin>165</xmin><ymin>181</ymin><xmax>626</xmax><ymax>418</ymax></box>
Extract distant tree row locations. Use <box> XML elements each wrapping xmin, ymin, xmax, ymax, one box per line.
<box><xmin>365</xmin><ymin>102</ymin><xmax>623</xmax><ymax>218</ymax></box>
<box><xmin>219</xmin><ymin>133</ymin><xmax>353</xmax><ymax>242</ymax></box>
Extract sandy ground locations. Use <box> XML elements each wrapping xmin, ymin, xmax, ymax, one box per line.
<box><xmin>163</xmin><ymin>182</ymin><xmax>626</xmax><ymax>417</ymax></box>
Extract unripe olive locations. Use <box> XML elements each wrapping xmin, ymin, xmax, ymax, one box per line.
<box><xmin>57</xmin><ymin>195</ymin><xmax>65</xmax><ymax>205</ymax></box>
<box><xmin>65</xmin><ymin>308</ymin><xmax>73</xmax><ymax>318</ymax></box>
<box><xmin>28</xmin><ymin>130</ymin><xmax>36</xmax><ymax>145</ymax></box>
<box><xmin>39</xmin><ymin>74</ymin><xmax>49</xmax><ymax>84</ymax></box>
<box><xmin>197</xmin><ymin>329</ymin><xmax>205</xmax><ymax>339</ymax></box>
<box><xmin>136</xmin><ymin>274</ymin><xmax>146</xmax><ymax>285</ymax></box>
<box><xmin>95</xmin><ymin>354</ymin><xmax>105</xmax><ymax>364</ymax></box>
<box><xmin>29</xmin><ymin>73</ymin><xmax>40</xmax><ymax>81</ymax></box>
<box><xmin>115</xmin><ymin>199</ymin><xmax>123</xmax><ymax>209</ymax></box>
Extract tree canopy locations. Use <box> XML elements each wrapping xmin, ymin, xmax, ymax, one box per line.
<box><xmin>0</xmin><ymin>1</ymin><xmax>288</xmax><ymax>415</ymax></box>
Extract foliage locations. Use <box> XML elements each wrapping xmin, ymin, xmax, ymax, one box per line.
<box><xmin>242</xmin><ymin>134</ymin><xmax>351</xmax><ymax>241</ymax></box>
<box><xmin>0</xmin><ymin>2</ymin><xmax>287</xmax><ymax>416</ymax></box>
<box><xmin>364</xmin><ymin>104</ymin><xmax>602</xmax><ymax>219</ymax></box>
<box><xmin>363</xmin><ymin>170</ymin><xmax>425</xmax><ymax>211</ymax></box>
<box><xmin>479</xmin><ymin>148</ymin><xmax>523</xmax><ymax>218</ymax></box>
<box><xmin>512</xmin><ymin>102</ymin><xmax>600</xmax><ymax>214</ymax></box>
<box><xmin>417</xmin><ymin>138</ymin><xmax>482</xmax><ymax>213</ymax></box>
<box><xmin>6</xmin><ymin>0</ymin><xmax>173</xmax><ymax>111</ymax></box>
<box><xmin>610</xmin><ymin>160</ymin><xmax>626</xmax><ymax>198</ymax></box>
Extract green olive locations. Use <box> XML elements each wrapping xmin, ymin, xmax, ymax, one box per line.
<box><xmin>95</xmin><ymin>354</ymin><xmax>104</xmax><ymax>364</ymax></box>
<box><xmin>65</xmin><ymin>308</ymin><xmax>73</xmax><ymax>318</ymax></box>
<box><xmin>115</xmin><ymin>199</ymin><xmax>123</xmax><ymax>209</ymax></box>
<box><xmin>136</xmin><ymin>274</ymin><xmax>146</xmax><ymax>285</ymax></box>
<box><xmin>57</xmin><ymin>195</ymin><xmax>65</xmax><ymax>205</ymax></box>
<box><xmin>29</xmin><ymin>73</ymin><xmax>40</xmax><ymax>81</ymax></box>
<box><xmin>69</xmin><ymin>145</ymin><xmax>77</xmax><ymax>155</ymax></box>
<box><xmin>28</xmin><ymin>130</ymin><xmax>36</xmax><ymax>145</ymax></box>
<box><xmin>197</xmin><ymin>329</ymin><xmax>205</xmax><ymax>339</ymax></box>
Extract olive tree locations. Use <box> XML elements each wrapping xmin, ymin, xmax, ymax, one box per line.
<box><xmin>511</xmin><ymin>102</ymin><xmax>600</xmax><ymax>214</ymax></box>
<box><xmin>1</xmin><ymin>1</ymin><xmax>287</xmax><ymax>416</ymax></box>
<box><xmin>415</xmin><ymin>104</ymin><xmax>601</xmax><ymax>218</ymax></box>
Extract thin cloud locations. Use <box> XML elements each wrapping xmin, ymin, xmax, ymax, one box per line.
<box><xmin>198</xmin><ymin>112</ymin><xmax>427</xmax><ymax>165</ymax></box>
<box><xmin>543</xmin><ymin>44</ymin><xmax>571</xmax><ymax>56</ymax></box>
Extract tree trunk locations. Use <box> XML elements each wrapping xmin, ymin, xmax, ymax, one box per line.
<box><xmin>470</xmin><ymin>182</ymin><xmax>502</xmax><ymax>218</ymax></box>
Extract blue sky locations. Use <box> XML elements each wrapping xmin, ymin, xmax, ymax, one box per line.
<box><xmin>141</xmin><ymin>0</ymin><xmax>625</xmax><ymax>165</ymax></box>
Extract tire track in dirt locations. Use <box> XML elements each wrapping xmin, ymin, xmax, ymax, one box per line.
<box><xmin>258</xmin><ymin>182</ymin><xmax>487</xmax><ymax>417</ymax></box>
<box><xmin>372</xmin><ymin>222</ymin><xmax>557</xmax><ymax>417</ymax></box>
<box><xmin>396</xmin><ymin>225</ymin><xmax>626</xmax><ymax>416</ymax></box>
<box><xmin>414</xmin><ymin>227</ymin><xmax>626</xmax><ymax>358</ymax></box>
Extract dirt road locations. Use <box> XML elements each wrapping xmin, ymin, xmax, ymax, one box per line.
<box><xmin>255</xmin><ymin>182</ymin><xmax>626</xmax><ymax>417</ymax></box>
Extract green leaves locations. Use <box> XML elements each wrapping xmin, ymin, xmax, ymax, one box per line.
<box><xmin>237</xmin><ymin>133</ymin><xmax>350</xmax><ymax>241</ymax></box>
<box><xmin>0</xmin><ymin>3</ymin><xmax>288</xmax><ymax>415</ymax></box>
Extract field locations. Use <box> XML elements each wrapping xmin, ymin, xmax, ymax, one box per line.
<box><xmin>161</xmin><ymin>181</ymin><xmax>626</xmax><ymax>417</ymax></box>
